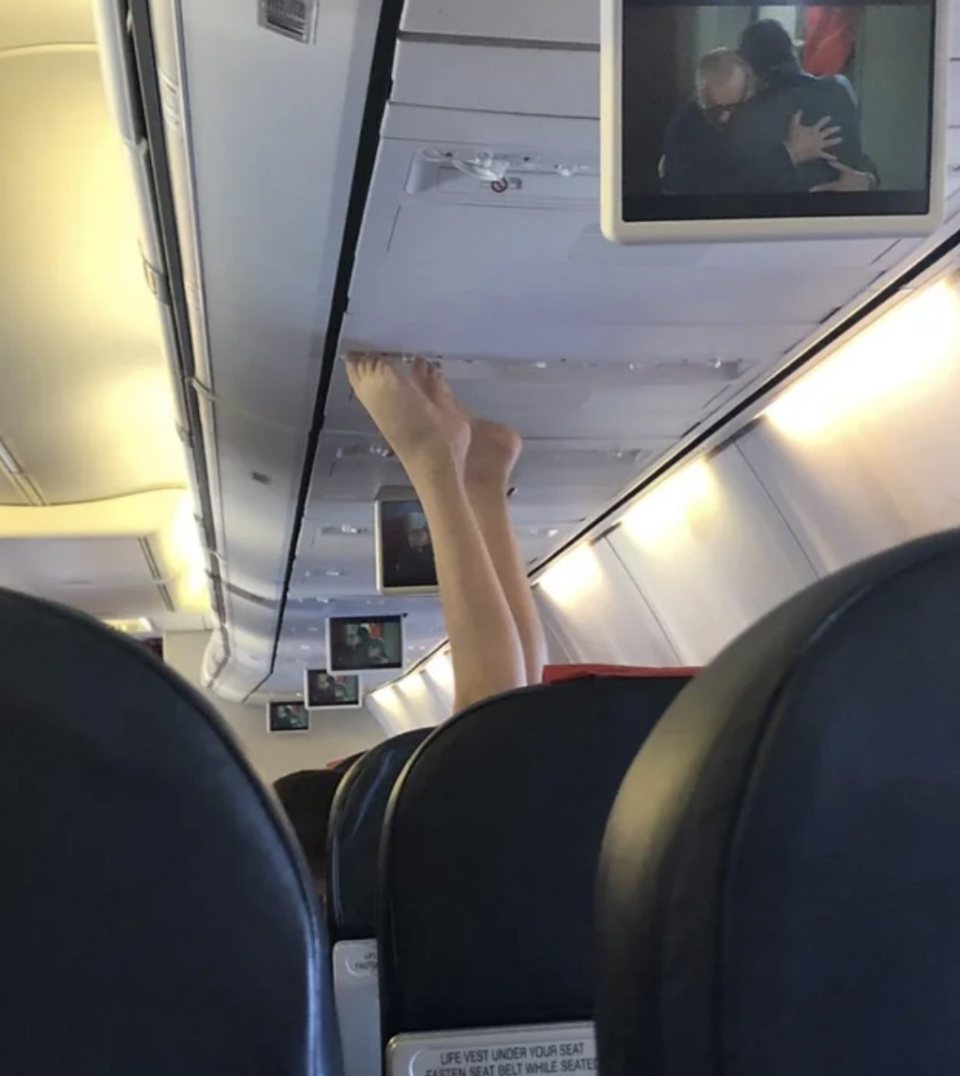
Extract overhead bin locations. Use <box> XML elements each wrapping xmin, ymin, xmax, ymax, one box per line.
<box><xmin>401</xmin><ymin>0</ymin><xmax>599</xmax><ymax>45</ymax></box>
<box><xmin>391</xmin><ymin>40</ymin><xmax>599</xmax><ymax>118</ymax></box>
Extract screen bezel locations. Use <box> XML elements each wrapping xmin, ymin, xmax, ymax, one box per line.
<box><xmin>266</xmin><ymin>700</ymin><xmax>311</xmax><ymax>734</ymax></box>
<box><xmin>600</xmin><ymin>0</ymin><xmax>949</xmax><ymax>243</ymax></box>
<box><xmin>375</xmin><ymin>486</ymin><xmax>440</xmax><ymax>596</ymax></box>
<box><xmin>303</xmin><ymin>668</ymin><xmax>364</xmax><ymax>711</ymax></box>
<box><xmin>325</xmin><ymin>614</ymin><xmax>407</xmax><ymax>674</ymax></box>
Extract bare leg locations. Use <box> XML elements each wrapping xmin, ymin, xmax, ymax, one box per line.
<box><xmin>345</xmin><ymin>355</ymin><xmax>525</xmax><ymax>712</ymax></box>
<box><xmin>414</xmin><ymin>360</ymin><xmax>548</xmax><ymax>685</ymax></box>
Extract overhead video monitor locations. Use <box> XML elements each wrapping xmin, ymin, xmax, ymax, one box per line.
<box><xmin>601</xmin><ymin>0</ymin><xmax>947</xmax><ymax>242</ymax></box>
<box><xmin>304</xmin><ymin>669</ymin><xmax>363</xmax><ymax>711</ymax></box>
<box><xmin>267</xmin><ymin>700</ymin><xmax>310</xmax><ymax>734</ymax></box>
<box><xmin>326</xmin><ymin>614</ymin><xmax>406</xmax><ymax>673</ymax></box>
<box><xmin>375</xmin><ymin>486</ymin><xmax>439</xmax><ymax>595</ymax></box>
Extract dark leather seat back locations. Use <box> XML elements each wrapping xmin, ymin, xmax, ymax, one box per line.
<box><xmin>379</xmin><ymin>675</ymin><xmax>691</xmax><ymax>1043</ymax></box>
<box><xmin>328</xmin><ymin>729</ymin><xmax>433</xmax><ymax>941</ymax></box>
<box><xmin>0</xmin><ymin>589</ymin><xmax>338</xmax><ymax>1076</ymax></box>
<box><xmin>596</xmin><ymin>529</ymin><xmax>960</xmax><ymax>1076</ymax></box>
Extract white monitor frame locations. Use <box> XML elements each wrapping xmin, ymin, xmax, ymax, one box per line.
<box><xmin>326</xmin><ymin>614</ymin><xmax>407</xmax><ymax>675</ymax></box>
<box><xmin>303</xmin><ymin>669</ymin><xmax>364</xmax><ymax>711</ymax></box>
<box><xmin>600</xmin><ymin>0</ymin><xmax>949</xmax><ymax>243</ymax></box>
<box><xmin>266</xmin><ymin>699</ymin><xmax>311</xmax><ymax>734</ymax></box>
<box><xmin>375</xmin><ymin>485</ymin><xmax>439</xmax><ymax>597</ymax></box>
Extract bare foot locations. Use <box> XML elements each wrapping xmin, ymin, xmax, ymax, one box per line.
<box><xmin>410</xmin><ymin>358</ymin><xmax>521</xmax><ymax>490</ymax></box>
<box><xmin>344</xmin><ymin>353</ymin><xmax>471</xmax><ymax>474</ymax></box>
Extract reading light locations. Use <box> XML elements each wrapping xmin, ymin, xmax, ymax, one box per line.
<box><xmin>538</xmin><ymin>543</ymin><xmax>604</xmax><ymax>608</ymax></box>
<box><xmin>766</xmin><ymin>280</ymin><xmax>960</xmax><ymax>439</ymax></box>
<box><xmin>620</xmin><ymin>460</ymin><xmax>717</xmax><ymax>550</ymax></box>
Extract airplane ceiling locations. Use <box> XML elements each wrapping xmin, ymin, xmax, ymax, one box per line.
<box><xmin>8</xmin><ymin>0</ymin><xmax>960</xmax><ymax>699</ymax></box>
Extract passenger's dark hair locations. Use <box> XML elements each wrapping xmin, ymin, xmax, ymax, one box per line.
<box><xmin>738</xmin><ymin>19</ymin><xmax>797</xmax><ymax>77</ymax></box>
<box><xmin>356</xmin><ymin>626</ymin><xmax>371</xmax><ymax>641</ymax></box>
<box><xmin>273</xmin><ymin>769</ymin><xmax>343</xmax><ymax>880</ymax></box>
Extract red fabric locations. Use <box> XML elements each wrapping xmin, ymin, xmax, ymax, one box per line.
<box><xmin>542</xmin><ymin>664</ymin><xmax>699</xmax><ymax>684</ymax></box>
<box><xmin>802</xmin><ymin>7</ymin><xmax>863</xmax><ymax>76</ymax></box>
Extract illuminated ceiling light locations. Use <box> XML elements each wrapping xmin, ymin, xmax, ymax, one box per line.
<box><xmin>171</xmin><ymin>495</ymin><xmax>211</xmax><ymax>612</ymax></box>
<box><xmin>425</xmin><ymin>651</ymin><xmax>455</xmax><ymax>694</ymax></box>
<box><xmin>620</xmin><ymin>460</ymin><xmax>717</xmax><ymax>550</ymax></box>
<box><xmin>538</xmin><ymin>543</ymin><xmax>603</xmax><ymax>608</ymax></box>
<box><xmin>325</xmin><ymin>570</ymin><xmax>344</xmax><ymax>578</ymax></box>
<box><xmin>766</xmin><ymin>280</ymin><xmax>960</xmax><ymax>440</ymax></box>
<box><xmin>547</xmin><ymin>528</ymin><xmax>560</xmax><ymax>538</ymax></box>
<box><xmin>0</xmin><ymin>439</ymin><xmax>22</xmax><ymax>475</ymax></box>
<box><xmin>103</xmin><ymin>617</ymin><xmax>154</xmax><ymax>635</ymax></box>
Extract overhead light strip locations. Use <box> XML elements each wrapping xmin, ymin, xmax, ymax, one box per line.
<box><xmin>0</xmin><ymin>439</ymin><xmax>22</xmax><ymax>475</ymax></box>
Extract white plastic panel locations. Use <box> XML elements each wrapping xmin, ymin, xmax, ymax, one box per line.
<box><xmin>739</xmin><ymin>279</ymin><xmax>960</xmax><ymax>575</ymax></box>
<box><xmin>421</xmin><ymin>650</ymin><xmax>456</xmax><ymax>710</ymax></box>
<box><xmin>388</xmin><ymin>1023</ymin><xmax>596</xmax><ymax>1076</ymax></box>
<box><xmin>397</xmin><ymin>671</ymin><xmax>450</xmax><ymax>725</ymax></box>
<box><xmin>401</xmin><ymin>0</ymin><xmax>599</xmax><ymax>45</ymax></box>
<box><xmin>391</xmin><ymin>41</ymin><xmax>599</xmax><ymax>118</ymax></box>
<box><xmin>536</xmin><ymin>539</ymin><xmax>679</xmax><ymax>666</ymax></box>
<box><xmin>607</xmin><ymin>447</ymin><xmax>819</xmax><ymax>664</ymax></box>
<box><xmin>333</xmin><ymin>940</ymin><xmax>381</xmax><ymax>1076</ymax></box>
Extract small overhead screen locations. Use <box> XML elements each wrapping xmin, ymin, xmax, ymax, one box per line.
<box><xmin>304</xmin><ymin>670</ymin><xmax>363</xmax><ymax>711</ymax></box>
<box><xmin>267</xmin><ymin>700</ymin><xmax>310</xmax><ymax>733</ymax></box>
<box><xmin>327</xmin><ymin>615</ymin><xmax>406</xmax><ymax>673</ymax></box>
<box><xmin>601</xmin><ymin>0</ymin><xmax>947</xmax><ymax>242</ymax></box>
<box><xmin>375</xmin><ymin>486</ymin><xmax>438</xmax><ymax>595</ymax></box>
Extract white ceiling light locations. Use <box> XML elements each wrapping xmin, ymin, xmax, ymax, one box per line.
<box><xmin>0</xmin><ymin>439</ymin><xmax>22</xmax><ymax>475</ymax></box>
<box><xmin>766</xmin><ymin>279</ymin><xmax>960</xmax><ymax>440</ymax></box>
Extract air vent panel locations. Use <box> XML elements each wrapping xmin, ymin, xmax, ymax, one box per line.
<box><xmin>258</xmin><ymin>0</ymin><xmax>318</xmax><ymax>44</ymax></box>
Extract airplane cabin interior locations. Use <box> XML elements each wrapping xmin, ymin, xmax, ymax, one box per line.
<box><xmin>1</xmin><ymin>0</ymin><xmax>960</xmax><ymax>1071</ymax></box>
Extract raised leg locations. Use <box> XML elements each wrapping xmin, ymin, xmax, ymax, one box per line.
<box><xmin>414</xmin><ymin>360</ymin><xmax>548</xmax><ymax>685</ymax></box>
<box><xmin>345</xmin><ymin>354</ymin><xmax>526</xmax><ymax>713</ymax></box>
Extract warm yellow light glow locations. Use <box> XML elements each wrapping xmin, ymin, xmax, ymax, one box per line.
<box><xmin>168</xmin><ymin>495</ymin><xmax>210</xmax><ymax>613</ymax></box>
<box><xmin>620</xmin><ymin>460</ymin><xmax>718</xmax><ymax>549</ymax></box>
<box><xmin>424</xmin><ymin>650</ymin><xmax>455</xmax><ymax>697</ymax></box>
<box><xmin>537</xmin><ymin>543</ymin><xmax>604</xmax><ymax>608</ymax></box>
<box><xmin>766</xmin><ymin>280</ymin><xmax>960</xmax><ymax>439</ymax></box>
<box><xmin>103</xmin><ymin>617</ymin><xmax>154</xmax><ymax>635</ymax></box>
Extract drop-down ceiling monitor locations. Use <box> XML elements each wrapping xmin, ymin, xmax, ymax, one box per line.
<box><xmin>601</xmin><ymin>0</ymin><xmax>948</xmax><ymax>242</ymax></box>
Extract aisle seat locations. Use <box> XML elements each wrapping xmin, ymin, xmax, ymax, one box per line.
<box><xmin>596</xmin><ymin>529</ymin><xmax>960</xmax><ymax>1076</ymax></box>
<box><xmin>0</xmin><ymin>588</ymin><xmax>337</xmax><ymax>1076</ymax></box>
<box><xmin>328</xmin><ymin>729</ymin><xmax>434</xmax><ymax>1076</ymax></box>
<box><xmin>378</xmin><ymin>674</ymin><xmax>693</xmax><ymax>1076</ymax></box>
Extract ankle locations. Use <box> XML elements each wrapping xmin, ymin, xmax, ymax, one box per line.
<box><xmin>465</xmin><ymin>473</ymin><xmax>511</xmax><ymax>503</ymax></box>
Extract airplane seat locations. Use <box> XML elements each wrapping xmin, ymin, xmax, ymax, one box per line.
<box><xmin>595</xmin><ymin>528</ymin><xmax>960</xmax><ymax>1076</ymax></box>
<box><xmin>328</xmin><ymin>728</ymin><xmax>434</xmax><ymax>1076</ymax></box>
<box><xmin>0</xmin><ymin>588</ymin><xmax>339</xmax><ymax>1076</ymax></box>
<box><xmin>378</xmin><ymin>674</ymin><xmax>693</xmax><ymax>1076</ymax></box>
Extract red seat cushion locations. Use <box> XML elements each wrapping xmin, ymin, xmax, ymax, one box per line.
<box><xmin>543</xmin><ymin>664</ymin><xmax>699</xmax><ymax>684</ymax></box>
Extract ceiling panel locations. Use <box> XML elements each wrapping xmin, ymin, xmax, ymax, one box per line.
<box><xmin>0</xmin><ymin>472</ymin><xmax>26</xmax><ymax>506</ymax></box>
<box><xmin>0</xmin><ymin>43</ymin><xmax>183</xmax><ymax>504</ymax></box>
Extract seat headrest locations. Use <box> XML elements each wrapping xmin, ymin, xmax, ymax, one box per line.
<box><xmin>0</xmin><ymin>589</ymin><xmax>337</xmax><ymax>1075</ymax></box>
<box><xmin>380</xmin><ymin>675</ymin><xmax>692</xmax><ymax>1040</ymax></box>
<box><xmin>596</xmin><ymin>529</ymin><xmax>960</xmax><ymax>1076</ymax></box>
<box><xmin>327</xmin><ymin>728</ymin><xmax>433</xmax><ymax>939</ymax></box>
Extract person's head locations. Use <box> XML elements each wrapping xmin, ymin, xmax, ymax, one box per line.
<box><xmin>696</xmin><ymin>48</ymin><xmax>753</xmax><ymax>125</ymax></box>
<box><xmin>738</xmin><ymin>19</ymin><xmax>797</xmax><ymax>81</ymax></box>
<box><xmin>356</xmin><ymin>625</ymin><xmax>370</xmax><ymax>643</ymax></box>
<box><xmin>273</xmin><ymin>769</ymin><xmax>343</xmax><ymax>899</ymax></box>
<box><xmin>407</xmin><ymin>526</ymin><xmax>430</xmax><ymax>551</ymax></box>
